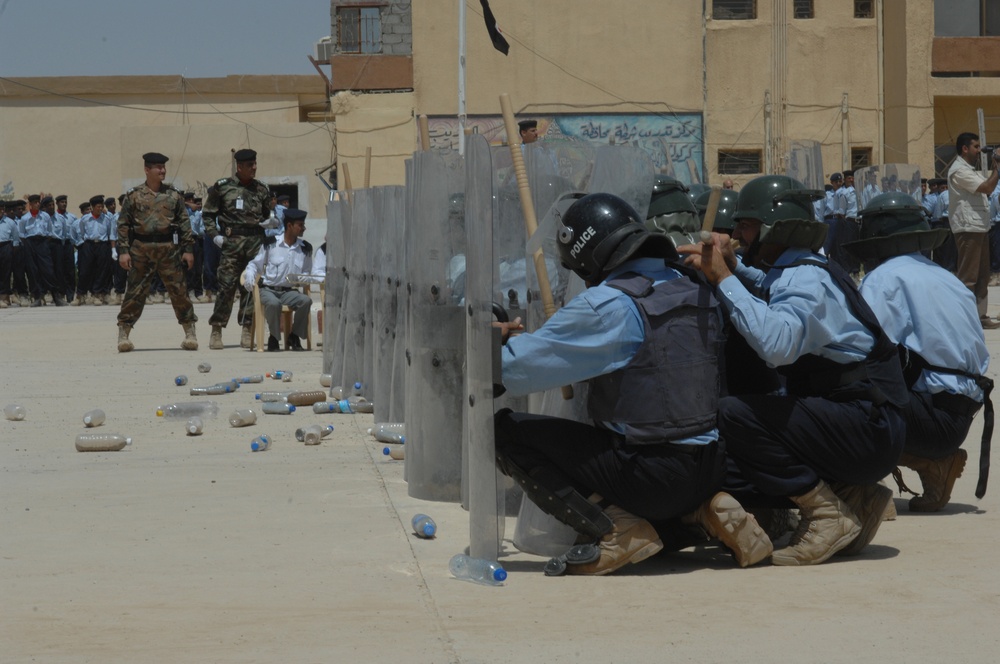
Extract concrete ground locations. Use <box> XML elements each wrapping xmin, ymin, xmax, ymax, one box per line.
<box><xmin>2</xmin><ymin>299</ymin><xmax>999</xmax><ymax>663</ymax></box>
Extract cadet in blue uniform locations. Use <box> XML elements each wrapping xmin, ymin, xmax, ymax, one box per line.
<box><xmin>0</xmin><ymin>201</ymin><xmax>19</xmax><ymax>307</ymax></box>
<box><xmin>494</xmin><ymin>193</ymin><xmax>772</xmax><ymax>576</ymax></box>
<box><xmin>54</xmin><ymin>195</ymin><xmax>77</xmax><ymax>302</ymax></box>
<box><xmin>74</xmin><ymin>195</ymin><xmax>114</xmax><ymax>306</ymax></box>
<box><xmin>844</xmin><ymin>193</ymin><xmax>992</xmax><ymax>511</ymax></box>
<box><xmin>19</xmin><ymin>194</ymin><xmax>64</xmax><ymax>306</ymax></box>
<box><xmin>680</xmin><ymin>175</ymin><xmax>908</xmax><ymax>566</ymax></box>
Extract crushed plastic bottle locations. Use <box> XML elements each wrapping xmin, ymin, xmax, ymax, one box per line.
<box><xmin>312</xmin><ymin>400</ymin><xmax>353</xmax><ymax>414</ymax></box>
<box><xmin>233</xmin><ymin>375</ymin><xmax>264</xmax><ymax>384</ymax></box>
<box><xmin>174</xmin><ymin>375</ymin><xmax>188</xmax><ymax>386</ymax></box>
<box><xmin>448</xmin><ymin>554</ymin><xmax>507</xmax><ymax>586</ymax></box>
<box><xmin>285</xmin><ymin>390</ymin><xmax>327</xmax><ymax>407</ymax></box>
<box><xmin>157</xmin><ymin>401</ymin><xmax>220</xmax><ymax>419</ymax></box>
<box><xmin>186</xmin><ymin>417</ymin><xmax>204</xmax><ymax>436</ymax></box>
<box><xmin>220</xmin><ymin>379</ymin><xmax>240</xmax><ymax>392</ymax></box>
<box><xmin>300</xmin><ymin>425</ymin><xmax>325</xmax><ymax>445</ymax></box>
<box><xmin>412</xmin><ymin>514</ymin><xmax>437</xmax><ymax>538</ymax></box>
<box><xmin>250</xmin><ymin>434</ymin><xmax>271</xmax><ymax>452</ymax></box>
<box><xmin>348</xmin><ymin>396</ymin><xmax>374</xmax><ymax>414</ymax></box>
<box><xmin>4</xmin><ymin>404</ymin><xmax>26</xmax><ymax>421</ymax></box>
<box><xmin>266</xmin><ymin>370</ymin><xmax>290</xmax><ymax>380</ymax></box>
<box><xmin>255</xmin><ymin>391</ymin><xmax>291</xmax><ymax>402</ymax></box>
<box><xmin>262</xmin><ymin>402</ymin><xmax>296</xmax><ymax>415</ymax></box>
<box><xmin>82</xmin><ymin>409</ymin><xmax>106</xmax><ymax>428</ymax></box>
<box><xmin>75</xmin><ymin>433</ymin><xmax>132</xmax><ymax>452</ymax></box>
<box><xmin>197</xmin><ymin>362</ymin><xmax>212</xmax><ymax>373</ymax></box>
<box><xmin>330</xmin><ymin>382</ymin><xmax>363</xmax><ymax>400</ymax></box>
<box><xmin>383</xmin><ymin>446</ymin><xmax>404</xmax><ymax>460</ymax></box>
<box><xmin>319</xmin><ymin>373</ymin><xmax>332</xmax><ymax>387</ymax></box>
<box><xmin>190</xmin><ymin>384</ymin><xmax>233</xmax><ymax>396</ymax></box>
<box><xmin>295</xmin><ymin>424</ymin><xmax>334</xmax><ymax>442</ymax></box>
<box><xmin>228</xmin><ymin>409</ymin><xmax>257</xmax><ymax>427</ymax></box>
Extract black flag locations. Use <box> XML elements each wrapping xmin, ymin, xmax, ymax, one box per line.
<box><xmin>480</xmin><ymin>0</ymin><xmax>510</xmax><ymax>55</ymax></box>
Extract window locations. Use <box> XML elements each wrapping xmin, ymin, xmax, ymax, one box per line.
<box><xmin>851</xmin><ymin>147</ymin><xmax>872</xmax><ymax>170</ymax></box>
<box><xmin>934</xmin><ymin>0</ymin><xmax>1000</xmax><ymax>36</ymax></box>
<box><xmin>854</xmin><ymin>1</ymin><xmax>874</xmax><ymax>19</ymax></box>
<box><xmin>338</xmin><ymin>6</ymin><xmax>381</xmax><ymax>53</ymax></box>
<box><xmin>718</xmin><ymin>150</ymin><xmax>762</xmax><ymax>175</ymax></box>
<box><xmin>793</xmin><ymin>0</ymin><xmax>814</xmax><ymax>19</ymax></box>
<box><xmin>713</xmin><ymin>0</ymin><xmax>756</xmax><ymax>20</ymax></box>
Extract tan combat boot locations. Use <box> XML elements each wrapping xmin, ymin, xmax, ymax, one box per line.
<box><xmin>899</xmin><ymin>449</ymin><xmax>968</xmax><ymax>512</ymax></box>
<box><xmin>686</xmin><ymin>492</ymin><xmax>773</xmax><ymax>567</ymax></box>
<box><xmin>117</xmin><ymin>325</ymin><xmax>134</xmax><ymax>353</ymax></box>
<box><xmin>829</xmin><ymin>482</ymin><xmax>893</xmax><ymax>556</ymax></box>
<box><xmin>181</xmin><ymin>322</ymin><xmax>198</xmax><ymax>351</ymax></box>
<box><xmin>209</xmin><ymin>325</ymin><xmax>224</xmax><ymax>350</ymax></box>
<box><xmin>566</xmin><ymin>505</ymin><xmax>663</xmax><ymax>576</ymax></box>
<box><xmin>240</xmin><ymin>324</ymin><xmax>253</xmax><ymax>349</ymax></box>
<box><xmin>0</xmin><ymin>295</ymin><xmax>8</xmax><ymax>308</ymax></box>
<box><xmin>771</xmin><ymin>480</ymin><xmax>861</xmax><ymax>566</ymax></box>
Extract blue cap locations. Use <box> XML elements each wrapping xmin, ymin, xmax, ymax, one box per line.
<box><xmin>382</xmin><ymin>447</ymin><xmax>390</xmax><ymax>455</ymax></box>
<box><xmin>492</xmin><ymin>568</ymin><xmax>508</xmax><ymax>582</ymax></box>
<box><xmin>399</xmin><ymin>435</ymin><xmax>405</xmax><ymax>444</ymax></box>
<box><xmin>354</xmin><ymin>382</ymin><xmax>362</xmax><ymax>390</ymax></box>
<box><xmin>288</xmin><ymin>405</ymin><xmax>296</xmax><ymax>413</ymax></box>
<box><xmin>421</xmin><ymin>522</ymin><xmax>436</xmax><ymax>537</ymax></box>
<box><xmin>255</xmin><ymin>394</ymin><xmax>262</xmax><ymax>399</ymax></box>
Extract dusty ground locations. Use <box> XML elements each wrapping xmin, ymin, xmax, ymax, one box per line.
<box><xmin>2</xmin><ymin>300</ymin><xmax>999</xmax><ymax>663</ymax></box>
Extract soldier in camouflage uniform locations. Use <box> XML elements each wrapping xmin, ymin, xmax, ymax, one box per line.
<box><xmin>203</xmin><ymin>148</ymin><xmax>271</xmax><ymax>350</ymax></box>
<box><xmin>116</xmin><ymin>152</ymin><xmax>198</xmax><ymax>352</ymax></box>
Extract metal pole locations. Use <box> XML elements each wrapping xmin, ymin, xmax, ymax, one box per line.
<box><xmin>458</xmin><ymin>0</ymin><xmax>467</xmax><ymax>156</ymax></box>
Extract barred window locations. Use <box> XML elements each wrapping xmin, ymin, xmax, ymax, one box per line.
<box><xmin>793</xmin><ymin>0</ymin><xmax>814</xmax><ymax>19</ymax></box>
<box><xmin>718</xmin><ymin>149</ymin><xmax>762</xmax><ymax>175</ymax></box>
<box><xmin>855</xmin><ymin>1</ymin><xmax>874</xmax><ymax>19</ymax></box>
<box><xmin>713</xmin><ymin>0</ymin><xmax>757</xmax><ymax>20</ymax></box>
<box><xmin>338</xmin><ymin>6</ymin><xmax>382</xmax><ymax>54</ymax></box>
<box><xmin>851</xmin><ymin>147</ymin><xmax>873</xmax><ymax>170</ymax></box>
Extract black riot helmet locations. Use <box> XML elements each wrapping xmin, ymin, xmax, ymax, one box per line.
<box><xmin>648</xmin><ymin>174</ymin><xmax>697</xmax><ymax>217</ymax></box>
<box><xmin>695</xmin><ymin>188</ymin><xmax>739</xmax><ymax>232</ymax></box>
<box><xmin>558</xmin><ymin>193</ymin><xmax>676</xmax><ymax>283</ymax></box>
<box><xmin>843</xmin><ymin>192</ymin><xmax>949</xmax><ymax>264</ymax></box>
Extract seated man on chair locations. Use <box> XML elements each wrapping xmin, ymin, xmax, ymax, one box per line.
<box><xmin>241</xmin><ymin>209</ymin><xmax>324</xmax><ymax>351</ymax></box>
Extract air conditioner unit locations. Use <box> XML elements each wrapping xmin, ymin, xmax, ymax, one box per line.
<box><xmin>314</xmin><ymin>37</ymin><xmax>334</xmax><ymax>62</ymax></box>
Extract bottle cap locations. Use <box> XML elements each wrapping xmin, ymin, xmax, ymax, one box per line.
<box><xmin>156</xmin><ymin>409</ymin><xmax>164</xmax><ymax>417</ymax></box>
<box><xmin>382</xmin><ymin>447</ymin><xmax>390</xmax><ymax>455</ymax></box>
<box><xmin>255</xmin><ymin>394</ymin><xmax>262</xmax><ymax>400</ymax></box>
<box><xmin>354</xmin><ymin>382</ymin><xmax>362</xmax><ymax>389</ymax></box>
<box><xmin>421</xmin><ymin>523</ymin><xmax>436</xmax><ymax>537</ymax></box>
<box><xmin>492</xmin><ymin>568</ymin><xmax>507</xmax><ymax>582</ymax></box>
<box><xmin>288</xmin><ymin>405</ymin><xmax>296</xmax><ymax>413</ymax></box>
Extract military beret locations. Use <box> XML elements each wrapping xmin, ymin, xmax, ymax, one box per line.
<box><xmin>234</xmin><ymin>148</ymin><xmax>257</xmax><ymax>162</ymax></box>
<box><xmin>104</xmin><ymin>197</ymin><xmax>116</xmax><ymax>207</ymax></box>
<box><xmin>55</xmin><ymin>194</ymin><xmax>68</xmax><ymax>202</ymax></box>
<box><xmin>89</xmin><ymin>194</ymin><xmax>105</xmax><ymax>206</ymax></box>
<box><xmin>143</xmin><ymin>152</ymin><xmax>169</xmax><ymax>165</ymax></box>
<box><xmin>284</xmin><ymin>208</ymin><xmax>307</xmax><ymax>223</ymax></box>
<box><xmin>183</xmin><ymin>191</ymin><xmax>195</xmax><ymax>200</ymax></box>
<box><xmin>40</xmin><ymin>195</ymin><xmax>54</xmax><ymax>206</ymax></box>
<box><xmin>27</xmin><ymin>194</ymin><xmax>41</xmax><ymax>203</ymax></box>
<box><xmin>79</xmin><ymin>202</ymin><xmax>91</xmax><ymax>212</ymax></box>
<box><xmin>517</xmin><ymin>120</ymin><xmax>537</xmax><ymax>132</ymax></box>
<box><xmin>118</xmin><ymin>194</ymin><xmax>125</xmax><ymax>204</ymax></box>
<box><xmin>276</xmin><ymin>194</ymin><xmax>290</xmax><ymax>203</ymax></box>
<box><xmin>843</xmin><ymin>169</ymin><xmax>855</xmax><ymax>177</ymax></box>
<box><xmin>829</xmin><ymin>172</ymin><xmax>843</xmax><ymax>182</ymax></box>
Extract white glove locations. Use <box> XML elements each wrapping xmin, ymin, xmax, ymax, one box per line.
<box><xmin>242</xmin><ymin>275</ymin><xmax>254</xmax><ymax>292</ymax></box>
<box><xmin>260</xmin><ymin>214</ymin><xmax>280</xmax><ymax>230</ymax></box>
<box><xmin>111</xmin><ymin>248</ymin><xmax>118</xmax><ymax>261</ymax></box>
<box><xmin>213</xmin><ymin>235</ymin><xmax>225</xmax><ymax>248</ymax></box>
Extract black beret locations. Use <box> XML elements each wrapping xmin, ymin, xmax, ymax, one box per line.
<box><xmin>27</xmin><ymin>194</ymin><xmax>41</xmax><ymax>203</ymax></box>
<box><xmin>183</xmin><ymin>191</ymin><xmax>195</xmax><ymax>200</ymax></box>
<box><xmin>829</xmin><ymin>172</ymin><xmax>843</xmax><ymax>182</ymax></box>
<box><xmin>193</xmin><ymin>196</ymin><xmax>203</xmax><ymax>203</ymax></box>
<box><xmin>55</xmin><ymin>194</ymin><xmax>68</xmax><ymax>202</ymax></box>
<box><xmin>142</xmin><ymin>152</ymin><xmax>169</xmax><ymax>165</ymax></box>
<box><xmin>843</xmin><ymin>169</ymin><xmax>855</xmax><ymax>176</ymax></box>
<box><xmin>284</xmin><ymin>208</ymin><xmax>307</xmax><ymax>223</ymax></box>
<box><xmin>104</xmin><ymin>197</ymin><xmax>116</xmax><ymax>207</ymax></box>
<box><xmin>276</xmin><ymin>194</ymin><xmax>290</xmax><ymax>203</ymax></box>
<box><xmin>40</xmin><ymin>196</ymin><xmax>54</xmax><ymax>206</ymax></box>
<box><xmin>79</xmin><ymin>202</ymin><xmax>91</xmax><ymax>212</ymax></box>
<box><xmin>234</xmin><ymin>148</ymin><xmax>257</xmax><ymax>162</ymax></box>
<box><xmin>517</xmin><ymin>120</ymin><xmax>537</xmax><ymax>132</ymax></box>
<box><xmin>89</xmin><ymin>195</ymin><xmax>105</xmax><ymax>206</ymax></box>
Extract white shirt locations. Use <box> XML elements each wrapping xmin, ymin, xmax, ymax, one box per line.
<box><xmin>243</xmin><ymin>236</ymin><xmax>325</xmax><ymax>288</ymax></box>
<box><xmin>948</xmin><ymin>157</ymin><xmax>990</xmax><ymax>233</ymax></box>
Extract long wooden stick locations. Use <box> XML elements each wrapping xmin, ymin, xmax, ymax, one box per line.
<box><xmin>364</xmin><ymin>147</ymin><xmax>372</xmax><ymax>189</ymax></box>
<box><xmin>699</xmin><ymin>186</ymin><xmax>723</xmax><ymax>243</ymax></box>
<box><xmin>418</xmin><ymin>115</ymin><xmax>430</xmax><ymax>152</ymax></box>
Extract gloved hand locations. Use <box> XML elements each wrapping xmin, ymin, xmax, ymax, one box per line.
<box><xmin>260</xmin><ymin>214</ymin><xmax>280</xmax><ymax>230</ymax></box>
<box><xmin>242</xmin><ymin>275</ymin><xmax>254</xmax><ymax>292</ymax></box>
<box><xmin>111</xmin><ymin>248</ymin><xmax>118</xmax><ymax>261</ymax></box>
<box><xmin>213</xmin><ymin>235</ymin><xmax>225</xmax><ymax>248</ymax></box>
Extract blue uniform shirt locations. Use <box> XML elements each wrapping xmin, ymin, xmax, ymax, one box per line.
<box><xmin>77</xmin><ymin>212</ymin><xmax>113</xmax><ymax>243</ymax></box>
<box><xmin>18</xmin><ymin>210</ymin><xmax>54</xmax><ymax>239</ymax></box>
<box><xmin>923</xmin><ymin>190</ymin><xmax>940</xmax><ymax>217</ymax></box>
<box><xmin>836</xmin><ymin>185</ymin><xmax>858</xmax><ymax>218</ymax></box>
<box><xmin>860</xmin><ymin>253</ymin><xmax>987</xmax><ymax>401</ymax></box>
<box><xmin>0</xmin><ymin>216</ymin><xmax>19</xmax><ymax>244</ymax></box>
<box><xmin>189</xmin><ymin>209</ymin><xmax>205</xmax><ymax>237</ymax></box>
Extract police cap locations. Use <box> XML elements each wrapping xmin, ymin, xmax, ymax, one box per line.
<box><xmin>517</xmin><ymin>120</ymin><xmax>537</xmax><ymax>132</ymax></box>
<box><xmin>27</xmin><ymin>194</ymin><xmax>41</xmax><ymax>203</ymax></box>
<box><xmin>276</xmin><ymin>194</ymin><xmax>290</xmax><ymax>203</ymax></box>
<box><xmin>143</xmin><ymin>152</ymin><xmax>169</xmax><ymax>165</ymax></box>
<box><xmin>40</xmin><ymin>195</ymin><xmax>54</xmax><ymax>206</ymax></box>
<box><xmin>55</xmin><ymin>194</ymin><xmax>68</xmax><ymax>202</ymax></box>
<box><xmin>284</xmin><ymin>208</ymin><xmax>307</xmax><ymax>223</ymax></box>
<box><xmin>89</xmin><ymin>195</ymin><xmax>105</xmax><ymax>206</ymax></box>
<box><xmin>829</xmin><ymin>172</ymin><xmax>843</xmax><ymax>182</ymax></box>
<box><xmin>234</xmin><ymin>148</ymin><xmax>257</xmax><ymax>162</ymax></box>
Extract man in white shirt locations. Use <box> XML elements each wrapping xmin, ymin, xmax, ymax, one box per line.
<box><xmin>242</xmin><ymin>209</ymin><xmax>325</xmax><ymax>351</ymax></box>
<box><xmin>948</xmin><ymin>132</ymin><xmax>1000</xmax><ymax>329</ymax></box>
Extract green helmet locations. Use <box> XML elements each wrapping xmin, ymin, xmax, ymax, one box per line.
<box><xmin>647</xmin><ymin>175</ymin><xmax>697</xmax><ymax>218</ymax></box>
<box><xmin>843</xmin><ymin>192</ymin><xmax>948</xmax><ymax>264</ymax></box>
<box><xmin>686</xmin><ymin>183</ymin><xmax>711</xmax><ymax>207</ymax></box>
<box><xmin>733</xmin><ymin>175</ymin><xmax>826</xmax><ymax>251</ymax></box>
<box><xmin>694</xmin><ymin>188</ymin><xmax>739</xmax><ymax>232</ymax></box>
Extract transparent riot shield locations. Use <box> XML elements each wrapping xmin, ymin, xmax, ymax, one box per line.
<box><xmin>336</xmin><ymin>189</ymin><xmax>371</xmax><ymax>393</ymax></box>
<box><xmin>361</xmin><ymin>189</ymin><xmax>378</xmax><ymax>401</ymax></box>
<box><xmin>589</xmin><ymin>145</ymin><xmax>655</xmax><ymax>218</ymax></box>
<box><xmin>323</xmin><ymin>195</ymin><xmax>348</xmax><ymax>377</ymax></box>
<box><xmin>404</xmin><ymin>150</ymin><xmax>466</xmax><ymax>502</ymax></box>
<box><xmin>373</xmin><ymin>186</ymin><xmax>405</xmax><ymax>423</ymax></box>
<box><xmin>391</xmin><ymin>161</ymin><xmax>415</xmax><ymax>426</ymax></box>
<box><xmin>786</xmin><ymin>140</ymin><xmax>825</xmax><ymax>190</ymax></box>
<box><xmin>854</xmin><ymin>163</ymin><xmax>923</xmax><ymax>210</ymax></box>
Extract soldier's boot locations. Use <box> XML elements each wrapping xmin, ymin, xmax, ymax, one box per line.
<box><xmin>53</xmin><ymin>294</ymin><xmax>67</xmax><ymax>306</ymax></box>
<box><xmin>112</xmin><ymin>292</ymin><xmax>123</xmax><ymax>305</ymax></box>
<box><xmin>566</xmin><ymin>505</ymin><xmax>663</xmax><ymax>576</ymax></box>
<box><xmin>771</xmin><ymin>480</ymin><xmax>861</xmax><ymax>566</ymax></box>
<box><xmin>117</xmin><ymin>325</ymin><xmax>134</xmax><ymax>353</ymax></box>
<box><xmin>0</xmin><ymin>295</ymin><xmax>8</xmax><ymax>308</ymax></box>
<box><xmin>181</xmin><ymin>323</ymin><xmax>199</xmax><ymax>351</ymax></box>
<box><xmin>100</xmin><ymin>293</ymin><xmax>110</xmax><ymax>305</ymax></box>
<box><xmin>209</xmin><ymin>325</ymin><xmax>224</xmax><ymax>350</ymax></box>
<box><xmin>204</xmin><ymin>290</ymin><xmax>214</xmax><ymax>302</ymax></box>
<box><xmin>685</xmin><ymin>492</ymin><xmax>773</xmax><ymax>567</ymax></box>
<box><xmin>92</xmin><ymin>293</ymin><xmax>103</xmax><ymax>306</ymax></box>
<box><xmin>240</xmin><ymin>324</ymin><xmax>253</xmax><ymax>349</ymax></box>
<box><xmin>899</xmin><ymin>449</ymin><xmax>968</xmax><ymax>513</ymax></box>
<box><xmin>70</xmin><ymin>295</ymin><xmax>83</xmax><ymax>306</ymax></box>
<box><xmin>829</xmin><ymin>482</ymin><xmax>893</xmax><ymax>556</ymax></box>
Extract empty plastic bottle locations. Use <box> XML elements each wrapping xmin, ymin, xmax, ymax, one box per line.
<box><xmin>448</xmin><ymin>554</ymin><xmax>507</xmax><ymax>586</ymax></box>
<box><xmin>369</xmin><ymin>422</ymin><xmax>405</xmax><ymax>438</ymax></box>
<box><xmin>220</xmin><ymin>379</ymin><xmax>240</xmax><ymax>391</ymax></box>
<box><xmin>175</xmin><ymin>375</ymin><xmax>188</xmax><ymax>386</ymax></box>
<box><xmin>351</xmin><ymin>382</ymin><xmax>363</xmax><ymax>396</ymax></box>
<box><xmin>375</xmin><ymin>429</ymin><xmax>404</xmax><ymax>445</ymax></box>
<box><xmin>190</xmin><ymin>384</ymin><xmax>233</xmax><ymax>396</ymax></box>
<box><xmin>348</xmin><ymin>396</ymin><xmax>374</xmax><ymax>414</ymax></box>
<box><xmin>285</xmin><ymin>390</ymin><xmax>327</xmax><ymax>407</ymax></box>
<box><xmin>157</xmin><ymin>401</ymin><xmax>220</xmax><ymax>419</ymax></box>
<box><xmin>82</xmin><ymin>409</ymin><xmax>106</xmax><ymax>428</ymax></box>
<box><xmin>412</xmin><ymin>514</ymin><xmax>437</xmax><ymax>538</ymax></box>
<box><xmin>197</xmin><ymin>362</ymin><xmax>212</xmax><ymax>373</ymax></box>
<box><xmin>228</xmin><ymin>409</ymin><xmax>257</xmax><ymax>427</ymax></box>
<box><xmin>330</xmin><ymin>382</ymin><xmax>363</xmax><ymax>399</ymax></box>
<box><xmin>75</xmin><ymin>433</ymin><xmax>132</xmax><ymax>452</ymax></box>
<box><xmin>262</xmin><ymin>402</ymin><xmax>296</xmax><ymax>415</ymax></box>
<box><xmin>280</xmin><ymin>372</ymin><xmax>293</xmax><ymax>383</ymax></box>
<box><xmin>383</xmin><ymin>446</ymin><xmax>404</xmax><ymax>460</ymax></box>
<box><xmin>312</xmin><ymin>400</ymin><xmax>354</xmax><ymax>414</ymax></box>
<box><xmin>250</xmin><ymin>434</ymin><xmax>271</xmax><ymax>452</ymax></box>
<box><xmin>186</xmin><ymin>417</ymin><xmax>204</xmax><ymax>436</ymax></box>
<box><xmin>300</xmin><ymin>425</ymin><xmax>325</xmax><ymax>445</ymax></box>
<box><xmin>255</xmin><ymin>391</ymin><xmax>291</xmax><ymax>402</ymax></box>
<box><xmin>4</xmin><ymin>404</ymin><xmax>26</xmax><ymax>421</ymax></box>
<box><xmin>266</xmin><ymin>370</ymin><xmax>289</xmax><ymax>380</ymax></box>
<box><xmin>233</xmin><ymin>375</ymin><xmax>264</xmax><ymax>384</ymax></box>
<box><xmin>295</xmin><ymin>424</ymin><xmax>334</xmax><ymax>442</ymax></box>
<box><xmin>319</xmin><ymin>373</ymin><xmax>332</xmax><ymax>387</ymax></box>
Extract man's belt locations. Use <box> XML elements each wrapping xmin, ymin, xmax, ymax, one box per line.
<box><xmin>931</xmin><ymin>391</ymin><xmax>982</xmax><ymax>418</ymax></box>
<box><xmin>223</xmin><ymin>224</ymin><xmax>264</xmax><ymax>238</ymax></box>
<box><xmin>0</xmin><ymin>240</ymin><xmax>11</xmax><ymax>248</ymax></box>
<box><xmin>264</xmin><ymin>285</ymin><xmax>295</xmax><ymax>292</ymax></box>
<box><xmin>133</xmin><ymin>232</ymin><xmax>174</xmax><ymax>243</ymax></box>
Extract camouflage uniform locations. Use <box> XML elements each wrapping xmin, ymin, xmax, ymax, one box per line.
<box><xmin>203</xmin><ymin>176</ymin><xmax>270</xmax><ymax>328</ymax></box>
<box><xmin>117</xmin><ymin>183</ymin><xmax>196</xmax><ymax>327</ymax></box>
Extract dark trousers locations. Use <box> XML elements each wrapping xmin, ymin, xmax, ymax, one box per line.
<box><xmin>832</xmin><ymin>217</ymin><xmax>861</xmax><ymax>274</ymax></box>
<box><xmin>0</xmin><ymin>242</ymin><xmax>12</xmax><ymax>295</ymax></box>
<box><xmin>494</xmin><ymin>410</ymin><xmax>726</xmax><ymax>524</ymax></box>
<box><xmin>904</xmin><ymin>391</ymin><xmax>976</xmax><ymax>460</ymax></box>
<box><xmin>112</xmin><ymin>261</ymin><xmax>128</xmax><ymax>295</ymax></box>
<box><xmin>717</xmin><ymin>394</ymin><xmax>905</xmax><ymax>497</ymax></box>
<box><xmin>22</xmin><ymin>237</ymin><xmax>57</xmax><ymax>298</ymax></box>
<box><xmin>58</xmin><ymin>242</ymin><xmax>76</xmax><ymax>299</ymax></box>
<box><xmin>202</xmin><ymin>235</ymin><xmax>220</xmax><ymax>292</ymax></box>
<box><xmin>186</xmin><ymin>239</ymin><xmax>204</xmax><ymax>296</ymax></box>
<box><xmin>77</xmin><ymin>241</ymin><xmax>112</xmax><ymax>296</ymax></box>
<box><xmin>990</xmin><ymin>224</ymin><xmax>1000</xmax><ymax>273</ymax></box>
<box><xmin>931</xmin><ymin>219</ymin><xmax>958</xmax><ymax>272</ymax></box>
<box><xmin>12</xmin><ymin>244</ymin><xmax>29</xmax><ymax>295</ymax></box>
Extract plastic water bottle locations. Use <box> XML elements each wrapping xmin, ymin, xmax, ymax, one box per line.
<box><xmin>285</xmin><ymin>390</ymin><xmax>327</xmax><ymax>407</ymax></box>
<box><xmin>351</xmin><ymin>382</ymin><xmax>363</xmax><ymax>396</ymax></box>
<box><xmin>266</xmin><ymin>370</ymin><xmax>290</xmax><ymax>380</ymax></box>
<box><xmin>175</xmin><ymin>375</ymin><xmax>188</xmax><ymax>386</ymax></box>
<box><xmin>228</xmin><ymin>409</ymin><xmax>257</xmax><ymax>427</ymax></box>
<box><xmin>190</xmin><ymin>384</ymin><xmax>232</xmax><ymax>396</ymax></box>
<box><xmin>319</xmin><ymin>373</ymin><xmax>332</xmax><ymax>387</ymax></box>
<box><xmin>220</xmin><ymin>379</ymin><xmax>240</xmax><ymax>392</ymax></box>
<box><xmin>448</xmin><ymin>554</ymin><xmax>507</xmax><ymax>586</ymax></box>
<box><xmin>300</xmin><ymin>425</ymin><xmax>325</xmax><ymax>445</ymax></box>
<box><xmin>296</xmin><ymin>424</ymin><xmax>334</xmax><ymax>442</ymax></box>
<box><xmin>383</xmin><ymin>446</ymin><xmax>404</xmax><ymax>460</ymax></box>
<box><xmin>75</xmin><ymin>433</ymin><xmax>132</xmax><ymax>452</ymax></box>
<box><xmin>255</xmin><ymin>391</ymin><xmax>291</xmax><ymax>402</ymax></box>
<box><xmin>250</xmin><ymin>434</ymin><xmax>271</xmax><ymax>452</ymax></box>
<box><xmin>262</xmin><ymin>402</ymin><xmax>296</xmax><ymax>415</ymax></box>
<box><xmin>157</xmin><ymin>401</ymin><xmax>220</xmax><ymax>419</ymax></box>
<box><xmin>280</xmin><ymin>372</ymin><xmax>293</xmax><ymax>383</ymax></box>
<box><xmin>348</xmin><ymin>396</ymin><xmax>374</xmax><ymax>414</ymax></box>
<box><xmin>186</xmin><ymin>417</ymin><xmax>204</xmax><ymax>436</ymax></box>
<box><xmin>4</xmin><ymin>404</ymin><xmax>26</xmax><ymax>421</ymax></box>
<box><xmin>369</xmin><ymin>422</ymin><xmax>405</xmax><ymax>438</ymax></box>
<box><xmin>312</xmin><ymin>400</ymin><xmax>356</xmax><ymax>414</ymax></box>
<box><xmin>412</xmin><ymin>514</ymin><xmax>437</xmax><ymax>538</ymax></box>
<box><xmin>234</xmin><ymin>375</ymin><xmax>264</xmax><ymax>384</ymax></box>
<box><xmin>197</xmin><ymin>362</ymin><xmax>211</xmax><ymax>373</ymax></box>
<box><xmin>331</xmin><ymin>382</ymin><xmax>363</xmax><ymax>399</ymax></box>
<box><xmin>82</xmin><ymin>409</ymin><xmax>106</xmax><ymax>428</ymax></box>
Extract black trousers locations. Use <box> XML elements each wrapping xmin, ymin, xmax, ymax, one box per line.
<box><xmin>904</xmin><ymin>391</ymin><xmax>976</xmax><ymax>460</ymax></box>
<box><xmin>77</xmin><ymin>242</ymin><xmax>112</xmax><ymax>296</ymax></box>
<box><xmin>22</xmin><ymin>236</ymin><xmax>57</xmax><ymax>298</ymax></box>
<box><xmin>494</xmin><ymin>410</ymin><xmax>726</xmax><ymax>524</ymax></box>
<box><xmin>717</xmin><ymin>394</ymin><xmax>905</xmax><ymax>497</ymax></box>
<box><xmin>12</xmin><ymin>244</ymin><xmax>29</xmax><ymax>295</ymax></box>
<box><xmin>0</xmin><ymin>243</ymin><xmax>12</xmax><ymax>295</ymax></box>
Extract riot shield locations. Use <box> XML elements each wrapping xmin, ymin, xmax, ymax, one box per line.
<box><xmin>373</xmin><ymin>186</ymin><xmax>405</xmax><ymax>423</ymax></box>
<box><xmin>404</xmin><ymin>150</ymin><xmax>466</xmax><ymax>502</ymax></box>
<box><xmin>786</xmin><ymin>140</ymin><xmax>825</xmax><ymax>190</ymax></box>
<box><xmin>322</xmin><ymin>196</ymin><xmax>348</xmax><ymax>378</ymax></box>
<box><xmin>360</xmin><ymin>188</ymin><xmax>377</xmax><ymax>400</ymax></box>
<box><xmin>854</xmin><ymin>163</ymin><xmax>923</xmax><ymax>210</ymax></box>
<box><xmin>589</xmin><ymin>146</ymin><xmax>655</xmax><ymax>218</ymax></box>
<box><xmin>336</xmin><ymin>189</ymin><xmax>371</xmax><ymax>393</ymax></box>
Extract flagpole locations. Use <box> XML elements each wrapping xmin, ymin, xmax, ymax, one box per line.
<box><xmin>458</xmin><ymin>0</ymin><xmax>467</xmax><ymax>155</ymax></box>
